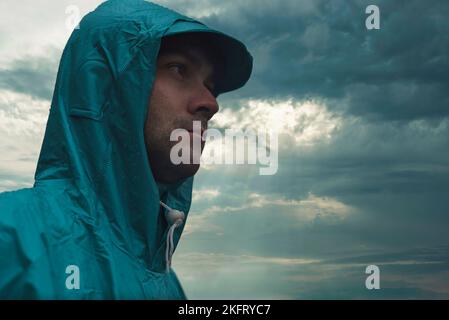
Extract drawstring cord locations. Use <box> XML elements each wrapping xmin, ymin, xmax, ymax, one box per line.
<box><xmin>165</xmin><ymin>219</ymin><xmax>182</xmax><ymax>273</ymax></box>
<box><xmin>160</xmin><ymin>201</ymin><xmax>185</xmax><ymax>273</ymax></box>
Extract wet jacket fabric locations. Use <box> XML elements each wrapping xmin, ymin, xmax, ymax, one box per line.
<box><xmin>0</xmin><ymin>0</ymin><xmax>252</xmax><ymax>299</ymax></box>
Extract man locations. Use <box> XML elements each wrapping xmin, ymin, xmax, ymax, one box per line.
<box><xmin>0</xmin><ymin>0</ymin><xmax>252</xmax><ymax>299</ymax></box>
<box><xmin>146</xmin><ymin>33</ymin><xmax>222</xmax><ymax>184</ymax></box>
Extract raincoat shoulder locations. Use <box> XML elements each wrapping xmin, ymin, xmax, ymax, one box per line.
<box><xmin>0</xmin><ymin>185</ymin><xmax>72</xmax><ymax>299</ymax></box>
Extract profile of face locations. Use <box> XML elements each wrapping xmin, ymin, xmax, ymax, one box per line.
<box><xmin>145</xmin><ymin>34</ymin><xmax>221</xmax><ymax>184</ymax></box>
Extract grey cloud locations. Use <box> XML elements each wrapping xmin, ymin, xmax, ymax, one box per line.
<box><xmin>175</xmin><ymin>245</ymin><xmax>449</xmax><ymax>299</ymax></box>
<box><xmin>0</xmin><ymin>49</ymin><xmax>60</xmax><ymax>100</ymax></box>
<box><xmin>188</xmin><ymin>115</ymin><xmax>449</xmax><ymax>261</ymax></box>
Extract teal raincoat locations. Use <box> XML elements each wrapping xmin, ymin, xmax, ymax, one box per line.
<box><xmin>0</xmin><ymin>0</ymin><xmax>252</xmax><ymax>299</ymax></box>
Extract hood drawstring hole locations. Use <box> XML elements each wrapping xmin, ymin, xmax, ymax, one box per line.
<box><xmin>160</xmin><ymin>201</ymin><xmax>185</xmax><ymax>273</ymax></box>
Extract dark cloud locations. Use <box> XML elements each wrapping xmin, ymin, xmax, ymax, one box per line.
<box><xmin>189</xmin><ymin>115</ymin><xmax>449</xmax><ymax>262</ymax></box>
<box><xmin>0</xmin><ymin>49</ymin><xmax>59</xmax><ymax>100</ymax></box>
<box><xmin>194</xmin><ymin>0</ymin><xmax>449</xmax><ymax>121</ymax></box>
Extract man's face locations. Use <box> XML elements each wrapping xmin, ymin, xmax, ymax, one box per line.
<box><xmin>145</xmin><ymin>35</ymin><xmax>220</xmax><ymax>184</ymax></box>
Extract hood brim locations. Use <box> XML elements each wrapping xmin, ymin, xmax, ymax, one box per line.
<box><xmin>164</xmin><ymin>20</ymin><xmax>253</xmax><ymax>96</ymax></box>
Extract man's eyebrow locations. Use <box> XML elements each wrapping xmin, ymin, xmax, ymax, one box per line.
<box><xmin>160</xmin><ymin>48</ymin><xmax>216</xmax><ymax>85</ymax></box>
<box><xmin>161</xmin><ymin>49</ymin><xmax>202</xmax><ymax>69</ymax></box>
<box><xmin>179</xmin><ymin>50</ymin><xmax>202</xmax><ymax>67</ymax></box>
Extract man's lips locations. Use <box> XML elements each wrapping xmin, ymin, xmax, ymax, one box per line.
<box><xmin>187</xmin><ymin>128</ymin><xmax>206</xmax><ymax>141</ymax></box>
<box><xmin>186</xmin><ymin>127</ymin><xmax>206</xmax><ymax>136</ymax></box>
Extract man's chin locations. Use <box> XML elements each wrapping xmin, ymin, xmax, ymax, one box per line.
<box><xmin>160</xmin><ymin>163</ymin><xmax>200</xmax><ymax>184</ymax></box>
<box><xmin>178</xmin><ymin>163</ymin><xmax>200</xmax><ymax>179</ymax></box>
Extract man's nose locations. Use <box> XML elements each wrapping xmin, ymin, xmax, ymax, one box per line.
<box><xmin>188</xmin><ymin>85</ymin><xmax>219</xmax><ymax>120</ymax></box>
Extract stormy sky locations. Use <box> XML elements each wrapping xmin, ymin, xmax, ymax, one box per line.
<box><xmin>1</xmin><ymin>0</ymin><xmax>448</xmax><ymax>299</ymax></box>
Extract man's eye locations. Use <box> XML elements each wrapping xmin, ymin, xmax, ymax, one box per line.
<box><xmin>168</xmin><ymin>63</ymin><xmax>186</xmax><ymax>76</ymax></box>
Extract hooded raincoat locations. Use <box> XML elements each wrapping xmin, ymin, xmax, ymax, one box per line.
<box><xmin>0</xmin><ymin>0</ymin><xmax>252</xmax><ymax>299</ymax></box>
